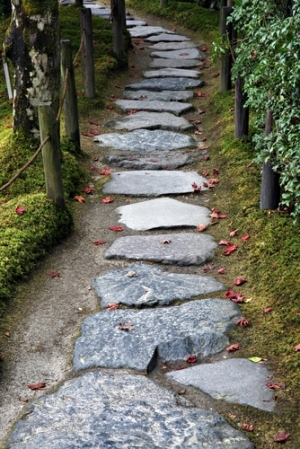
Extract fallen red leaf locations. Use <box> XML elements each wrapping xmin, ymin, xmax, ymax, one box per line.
<box><xmin>201</xmin><ymin>137</ymin><xmax>207</xmax><ymax>142</ymax></box>
<box><xmin>188</xmin><ymin>118</ymin><xmax>202</xmax><ymax>124</ymax></box>
<box><xmin>202</xmin><ymin>170</ymin><xmax>209</xmax><ymax>176</ymax></box>
<box><xmin>100</xmin><ymin>196</ymin><xmax>114</xmax><ymax>204</ymax></box>
<box><xmin>218</xmin><ymin>240</ymin><xmax>230</xmax><ymax>246</ymax></box>
<box><xmin>88</xmin><ymin>130</ymin><xmax>100</xmax><ymax>136</ymax></box>
<box><xmin>273</xmin><ymin>432</ymin><xmax>290</xmax><ymax>442</ymax></box>
<box><xmin>223</xmin><ymin>243</ymin><xmax>238</xmax><ymax>256</ymax></box>
<box><xmin>186</xmin><ymin>354</ymin><xmax>197</xmax><ymax>363</ymax></box>
<box><xmin>226</xmin><ymin>343</ymin><xmax>240</xmax><ymax>352</ymax></box>
<box><xmin>263</xmin><ymin>307</ymin><xmax>273</xmax><ymax>313</ymax></box>
<box><xmin>241</xmin><ymin>234</ymin><xmax>250</xmax><ymax>242</ymax></box>
<box><xmin>74</xmin><ymin>195</ymin><xmax>85</xmax><ymax>204</ymax></box>
<box><xmin>234</xmin><ymin>277</ymin><xmax>247</xmax><ymax>286</ymax></box>
<box><xmin>16</xmin><ymin>206</ymin><xmax>26</xmax><ymax>215</ymax></box>
<box><xmin>109</xmin><ymin>226</ymin><xmax>125</xmax><ymax>232</ymax></box>
<box><xmin>106</xmin><ymin>104</ymin><xmax>114</xmax><ymax>110</ymax></box>
<box><xmin>99</xmin><ymin>168</ymin><xmax>112</xmax><ymax>176</ymax></box>
<box><xmin>243</xmin><ymin>423</ymin><xmax>254</xmax><ymax>432</ymax></box>
<box><xmin>295</xmin><ymin>344</ymin><xmax>300</xmax><ymax>351</ymax></box>
<box><xmin>217</xmin><ymin>268</ymin><xmax>226</xmax><ymax>274</ymax></box>
<box><xmin>119</xmin><ymin>322</ymin><xmax>134</xmax><ymax>331</ymax></box>
<box><xmin>48</xmin><ymin>270</ymin><xmax>60</xmax><ymax>278</ymax></box>
<box><xmin>212</xmin><ymin>72</ymin><xmax>220</xmax><ymax>78</ymax></box>
<box><xmin>94</xmin><ymin>240</ymin><xmax>105</xmax><ymax>245</ymax></box>
<box><xmin>160</xmin><ymin>238</ymin><xmax>171</xmax><ymax>244</ymax></box>
<box><xmin>82</xmin><ymin>132</ymin><xmax>96</xmax><ymax>137</ymax></box>
<box><xmin>218</xmin><ymin>214</ymin><xmax>228</xmax><ymax>219</ymax></box>
<box><xmin>197</xmin><ymin>224</ymin><xmax>207</xmax><ymax>232</ymax></box>
<box><xmin>107</xmin><ymin>303</ymin><xmax>119</xmax><ymax>310</ymax></box>
<box><xmin>191</xmin><ymin>182</ymin><xmax>201</xmax><ymax>193</ymax></box>
<box><xmin>115</xmin><ymin>84</ymin><xmax>123</xmax><ymax>89</ymax></box>
<box><xmin>202</xmin><ymin>263</ymin><xmax>214</xmax><ymax>273</ymax></box>
<box><xmin>224</xmin><ymin>290</ymin><xmax>245</xmax><ymax>303</ymax></box>
<box><xmin>213</xmin><ymin>168</ymin><xmax>219</xmax><ymax>175</ymax></box>
<box><xmin>198</xmin><ymin>108</ymin><xmax>206</xmax><ymax>114</ymax></box>
<box><xmin>194</xmin><ymin>130</ymin><xmax>203</xmax><ymax>135</ymax></box>
<box><xmin>266</xmin><ymin>382</ymin><xmax>284</xmax><ymax>390</ymax></box>
<box><xmin>229</xmin><ymin>229</ymin><xmax>239</xmax><ymax>237</ymax></box>
<box><xmin>88</xmin><ymin>120</ymin><xmax>101</xmax><ymax>126</ymax></box>
<box><xmin>179</xmin><ymin>52</ymin><xmax>189</xmax><ymax>56</ymax></box>
<box><xmin>90</xmin><ymin>166</ymin><xmax>98</xmax><ymax>171</ymax></box>
<box><xmin>200</xmin><ymin>46</ymin><xmax>208</xmax><ymax>52</ymax></box>
<box><xmin>83</xmin><ymin>186</ymin><xmax>95</xmax><ymax>194</ymax></box>
<box><xmin>209</xmin><ymin>177</ymin><xmax>219</xmax><ymax>185</ymax></box>
<box><xmin>27</xmin><ymin>382</ymin><xmax>46</xmax><ymax>390</ymax></box>
<box><xmin>202</xmin><ymin>155</ymin><xmax>210</xmax><ymax>160</ymax></box>
<box><xmin>236</xmin><ymin>317</ymin><xmax>249</xmax><ymax>327</ymax></box>
<box><xmin>127</xmin><ymin>109</ymin><xmax>137</xmax><ymax>115</ymax></box>
<box><xmin>196</xmin><ymin>91</ymin><xmax>208</xmax><ymax>98</ymax></box>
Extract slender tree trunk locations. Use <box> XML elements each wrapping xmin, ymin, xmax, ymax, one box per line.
<box><xmin>4</xmin><ymin>0</ymin><xmax>60</xmax><ymax>138</ymax></box>
<box><xmin>235</xmin><ymin>76</ymin><xmax>249</xmax><ymax>137</ymax></box>
<box><xmin>219</xmin><ymin>6</ymin><xmax>232</xmax><ymax>92</ymax></box>
<box><xmin>111</xmin><ymin>0</ymin><xmax>125</xmax><ymax>65</ymax></box>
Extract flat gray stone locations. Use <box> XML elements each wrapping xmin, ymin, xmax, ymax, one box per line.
<box><xmin>115</xmin><ymin>198</ymin><xmax>211</xmax><ymax>229</ymax></box>
<box><xmin>145</xmin><ymin>33</ymin><xmax>191</xmax><ymax>42</ymax></box>
<box><xmin>106</xmin><ymin>149</ymin><xmax>201</xmax><ymax>170</ymax></box>
<box><xmin>95</xmin><ymin>129</ymin><xmax>197</xmax><ymax>151</ymax></box>
<box><xmin>149</xmin><ymin>41</ymin><xmax>203</xmax><ymax>50</ymax></box>
<box><xmin>143</xmin><ymin>68</ymin><xmax>200</xmax><ymax>78</ymax></box>
<box><xmin>105</xmin><ymin>111</ymin><xmax>193</xmax><ymax>131</ymax></box>
<box><xmin>167</xmin><ymin>359</ymin><xmax>276</xmax><ymax>412</ymax></box>
<box><xmin>150</xmin><ymin>58</ymin><xmax>203</xmax><ymax>68</ymax></box>
<box><xmin>126</xmin><ymin>20</ymin><xmax>147</xmax><ymax>27</ymax></box>
<box><xmin>123</xmin><ymin>89</ymin><xmax>194</xmax><ymax>101</ymax></box>
<box><xmin>126</xmin><ymin>77</ymin><xmax>204</xmax><ymax>91</ymax></box>
<box><xmin>129</xmin><ymin>26</ymin><xmax>174</xmax><ymax>38</ymax></box>
<box><xmin>92</xmin><ymin>263</ymin><xmax>224</xmax><ymax>307</ymax></box>
<box><xmin>151</xmin><ymin>48</ymin><xmax>201</xmax><ymax>59</ymax></box>
<box><xmin>105</xmin><ymin>233</ymin><xmax>218</xmax><ymax>265</ymax></box>
<box><xmin>103</xmin><ymin>171</ymin><xmax>208</xmax><ymax>197</ymax></box>
<box><xmin>115</xmin><ymin>99</ymin><xmax>193</xmax><ymax>115</ymax></box>
<box><xmin>7</xmin><ymin>371</ymin><xmax>254</xmax><ymax>449</ymax></box>
<box><xmin>74</xmin><ymin>299</ymin><xmax>241</xmax><ymax>372</ymax></box>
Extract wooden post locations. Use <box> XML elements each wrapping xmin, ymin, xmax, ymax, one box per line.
<box><xmin>38</xmin><ymin>106</ymin><xmax>65</xmax><ymax>211</ymax></box>
<box><xmin>260</xmin><ymin>110</ymin><xmax>280</xmax><ymax>210</ymax></box>
<box><xmin>111</xmin><ymin>0</ymin><xmax>125</xmax><ymax>65</ymax></box>
<box><xmin>75</xmin><ymin>0</ymin><xmax>83</xmax><ymax>5</ymax></box>
<box><xmin>160</xmin><ymin>0</ymin><xmax>168</xmax><ymax>6</ymax></box>
<box><xmin>219</xmin><ymin>6</ymin><xmax>232</xmax><ymax>92</ymax></box>
<box><xmin>80</xmin><ymin>8</ymin><xmax>95</xmax><ymax>98</ymax></box>
<box><xmin>61</xmin><ymin>40</ymin><xmax>81</xmax><ymax>151</ymax></box>
<box><xmin>235</xmin><ymin>76</ymin><xmax>249</xmax><ymax>138</ymax></box>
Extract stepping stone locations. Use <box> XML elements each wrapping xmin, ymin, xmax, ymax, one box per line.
<box><xmin>151</xmin><ymin>48</ymin><xmax>201</xmax><ymax>59</ymax></box>
<box><xmin>92</xmin><ymin>263</ymin><xmax>224</xmax><ymax>307</ymax></box>
<box><xmin>95</xmin><ymin>129</ymin><xmax>197</xmax><ymax>151</ymax></box>
<box><xmin>126</xmin><ymin>77</ymin><xmax>204</xmax><ymax>91</ymax></box>
<box><xmin>129</xmin><ymin>26</ymin><xmax>174</xmax><ymax>38</ymax></box>
<box><xmin>167</xmin><ymin>359</ymin><xmax>276</xmax><ymax>412</ymax></box>
<box><xmin>123</xmin><ymin>89</ymin><xmax>194</xmax><ymax>101</ymax></box>
<box><xmin>74</xmin><ymin>299</ymin><xmax>241</xmax><ymax>372</ymax></box>
<box><xmin>114</xmin><ymin>99</ymin><xmax>193</xmax><ymax>116</ymax></box>
<box><xmin>103</xmin><ymin>171</ymin><xmax>209</xmax><ymax>197</ymax></box>
<box><xmin>145</xmin><ymin>33</ymin><xmax>191</xmax><ymax>42</ymax></box>
<box><xmin>6</xmin><ymin>371</ymin><xmax>254</xmax><ymax>449</ymax></box>
<box><xmin>150</xmin><ymin>58</ymin><xmax>202</xmax><ymax>69</ymax></box>
<box><xmin>149</xmin><ymin>41</ymin><xmax>203</xmax><ymax>50</ymax></box>
<box><xmin>115</xmin><ymin>198</ymin><xmax>211</xmax><ymax>229</ymax></box>
<box><xmin>126</xmin><ymin>20</ymin><xmax>147</xmax><ymax>27</ymax></box>
<box><xmin>105</xmin><ymin>233</ymin><xmax>218</xmax><ymax>265</ymax></box>
<box><xmin>106</xmin><ymin>149</ymin><xmax>201</xmax><ymax>170</ymax></box>
<box><xmin>105</xmin><ymin>111</ymin><xmax>193</xmax><ymax>131</ymax></box>
<box><xmin>143</xmin><ymin>68</ymin><xmax>200</xmax><ymax>78</ymax></box>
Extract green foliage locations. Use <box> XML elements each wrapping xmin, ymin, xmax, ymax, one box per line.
<box><xmin>228</xmin><ymin>0</ymin><xmax>300</xmax><ymax>218</ymax></box>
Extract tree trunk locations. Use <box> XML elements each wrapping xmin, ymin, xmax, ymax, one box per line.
<box><xmin>4</xmin><ymin>1</ymin><xmax>60</xmax><ymax>138</ymax></box>
<box><xmin>260</xmin><ymin>110</ymin><xmax>280</xmax><ymax>210</ymax></box>
<box><xmin>111</xmin><ymin>0</ymin><xmax>125</xmax><ymax>65</ymax></box>
<box><xmin>160</xmin><ymin>0</ymin><xmax>168</xmax><ymax>6</ymax></box>
<box><xmin>235</xmin><ymin>76</ymin><xmax>249</xmax><ymax>137</ymax></box>
<box><xmin>219</xmin><ymin>6</ymin><xmax>232</xmax><ymax>92</ymax></box>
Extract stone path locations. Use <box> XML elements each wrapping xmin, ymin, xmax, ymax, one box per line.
<box><xmin>5</xmin><ymin>2</ymin><xmax>275</xmax><ymax>447</ymax></box>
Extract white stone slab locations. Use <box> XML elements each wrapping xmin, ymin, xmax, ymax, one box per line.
<box><xmin>149</xmin><ymin>41</ymin><xmax>203</xmax><ymax>50</ymax></box>
<box><xmin>123</xmin><ymin>89</ymin><xmax>194</xmax><ymax>101</ymax></box>
<box><xmin>143</xmin><ymin>68</ymin><xmax>199</xmax><ymax>78</ymax></box>
<box><xmin>151</xmin><ymin>48</ymin><xmax>200</xmax><ymax>59</ymax></box>
<box><xmin>105</xmin><ymin>111</ymin><xmax>193</xmax><ymax>131</ymax></box>
<box><xmin>129</xmin><ymin>26</ymin><xmax>174</xmax><ymax>38</ymax></box>
<box><xmin>150</xmin><ymin>58</ymin><xmax>202</xmax><ymax>69</ymax></box>
<box><xmin>145</xmin><ymin>33</ymin><xmax>190</xmax><ymax>42</ymax></box>
<box><xmin>115</xmin><ymin>99</ymin><xmax>193</xmax><ymax>115</ymax></box>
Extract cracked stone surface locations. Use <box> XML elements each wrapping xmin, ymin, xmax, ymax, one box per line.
<box><xmin>104</xmin><ymin>233</ymin><xmax>218</xmax><ymax>265</ymax></box>
<box><xmin>149</xmin><ymin>41</ymin><xmax>203</xmax><ymax>50</ymax></box>
<box><xmin>95</xmin><ymin>129</ymin><xmax>197</xmax><ymax>151</ymax></box>
<box><xmin>102</xmin><ymin>171</ymin><xmax>208</xmax><ymax>196</ymax></box>
<box><xmin>129</xmin><ymin>26</ymin><xmax>174</xmax><ymax>38</ymax></box>
<box><xmin>105</xmin><ymin>111</ymin><xmax>193</xmax><ymax>131</ymax></box>
<box><xmin>73</xmin><ymin>299</ymin><xmax>241</xmax><ymax>372</ymax></box>
<box><xmin>92</xmin><ymin>263</ymin><xmax>224</xmax><ymax>307</ymax></box>
<box><xmin>115</xmin><ymin>198</ymin><xmax>211</xmax><ymax>230</ymax></box>
<box><xmin>126</xmin><ymin>77</ymin><xmax>204</xmax><ymax>91</ymax></box>
<box><xmin>106</xmin><ymin>149</ymin><xmax>201</xmax><ymax>170</ymax></box>
<box><xmin>123</xmin><ymin>89</ymin><xmax>194</xmax><ymax>101</ymax></box>
<box><xmin>114</xmin><ymin>99</ymin><xmax>193</xmax><ymax>115</ymax></box>
<box><xmin>151</xmin><ymin>48</ymin><xmax>201</xmax><ymax>59</ymax></box>
<box><xmin>145</xmin><ymin>33</ymin><xmax>191</xmax><ymax>42</ymax></box>
<box><xmin>150</xmin><ymin>58</ymin><xmax>203</xmax><ymax>68</ymax></box>
<box><xmin>6</xmin><ymin>371</ymin><xmax>254</xmax><ymax>449</ymax></box>
<box><xmin>126</xmin><ymin>19</ymin><xmax>147</xmax><ymax>27</ymax></box>
<box><xmin>143</xmin><ymin>68</ymin><xmax>200</xmax><ymax>78</ymax></box>
<box><xmin>167</xmin><ymin>359</ymin><xmax>276</xmax><ymax>412</ymax></box>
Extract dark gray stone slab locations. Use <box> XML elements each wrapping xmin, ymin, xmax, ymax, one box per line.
<box><xmin>150</xmin><ymin>58</ymin><xmax>202</xmax><ymax>69</ymax></box>
<box><xmin>167</xmin><ymin>359</ymin><xmax>276</xmax><ymax>412</ymax></box>
<box><xmin>149</xmin><ymin>41</ymin><xmax>203</xmax><ymax>50</ymax></box>
<box><xmin>143</xmin><ymin>68</ymin><xmax>200</xmax><ymax>78</ymax></box>
<box><xmin>106</xmin><ymin>149</ymin><xmax>201</xmax><ymax>170</ymax></box>
<box><xmin>92</xmin><ymin>263</ymin><xmax>224</xmax><ymax>307</ymax></box>
<box><xmin>7</xmin><ymin>371</ymin><xmax>254</xmax><ymax>449</ymax></box>
<box><xmin>115</xmin><ymin>198</ymin><xmax>211</xmax><ymax>229</ymax></box>
<box><xmin>126</xmin><ymin>20</ymin><xmax>147</xmax><ymax>27</ymax></box>
<box><xmin>95</xmin><ymin>129</ymin><xmax>197</xmax><ymax>151</ymax></box>
<box><xmin>123</xmin><ymin>89</ymin><xmax>194</xmax><ymax>101</ymax></box>
<box><xmin>129</xmin><ymin>26</ymin><xmax>174</xmax><ymax>38</ymax></box>
<box><xmin>103</xmin><ymin>171</ymin><xmax>208</xmax><ymax>197</ymax></box>
<box><xmin>74</xmin><ymin>299</ymin><xmax>241</xmax><ymax>372</ymax></box>
<box><xmin>151</xmin><ymin>48</ymin><xmax>201</xmax><ymax>59</ymax></box>
<box><xmin>115</xmin><ymin>99</ymin><xmax>193</xmax><ymax>115</ymax></box>
<box><xmin>126</xmin><ymin>77</ymin><xmax>204</xmax><ymax>91</ymax></box>
<box><xmin>105</xmin><ymin>233</ymin><xmax>218</xmax><ymax>265</ymax></box>
<box><xmin>105</xmin><ymin>111</ymin><xmax>193</xmax><ymax>131</ymax></box>
<box><xmin>146</xmin><ymin>33</ymin><xmax>191</xmax><ymax>42</ymax></box>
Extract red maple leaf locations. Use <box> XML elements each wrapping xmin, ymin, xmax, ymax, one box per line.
<box><xmin>94</xmin><ymin>240</ymin><xmax>105</xmax><ymax>245</ymax></box>
<box><xmin>229</xmin><ymin>229</ymin><xmax>239</xmax><ymax>237</ymax></box>
<box><xmin>236</xmin><ymin>317</ymin><xmax>249</xmax><ymax>327</ymax></box>
<box><xmin>106</xmin><ymin>303</ymin><xmax>119</xmax><ymax>310</ymax></box>
<box><xmin>27</xmin><ymin>382</ymin><xmax>46</xmax><ymax>390</ymax></box>
<box><xmin>186</xmin><ymin>354</ymin><xmax>197</xmax><ymax>363</ymax></box>
<box><xmin>241</xmin><ymin>234</ymin><xmax>250</xmax><ymax>242</ymax></box>
<box><xmin>224</xmin><ymin>290</ymin><xmax>245</xmax><ymax>303</ymax></box>
<box><xmin>213</xmin><ymin>168</ymin><xmax>219</xmax><ymax>175</ymax></box>
<box><xmin>218</xmin><ymin>240</ymin><xmax>230</xmax><ymax>246</ymax></box>
<box><xmin>234</xmin><ymin>277</ymin><xmax>247</xmax><ymax>285</ymax></box>
<box><xmin>100</xmin><ymin>197</ymin><xmax>114</xmax><ymax>204</ymax></box>
<box><xmin>217</xmin><ymin>268</ymin><xmax>226</xmax><ymax>274</ymax></box>
<box><xmin>48</xmin><ymin>270</ymin><xmax>60</xmax><ymax>278</ymax></box>
<box><xmin>295</xmin><ymin>344</ymin><xmax>300</xmax><ymax>352</ymax></box>
<box><xmin>243</xmin><ymin>423</ymin><xmax>254</xmax><ymax>432</ymax></box>
<box><xmin>83</xmin><ymin>186</ymin><xmax>95</xmax><ymax>194</ymax></box>
<box><xmin>223</xmin><ymin>243</ymin><xmax>238</xmax><ymax>256</ymax></box>
<box><xmin>273</xmin><ymin>432</ymin><xmax>290</xmax><ymax>442</ymax></box>
<box><xmin>16</xmin><ymin>206</ymin><xmax>26</xmax><ymax>215</ymax></box>
<box><xmin>226</xmin><ymin>343</ymin><xmax>240</xmax><ymax>352</ymax></box>
<box><xmin>74</xmin><ymin>195</ymin><xmax>85</xmax><ymax>204</ymax></box>
<box><xmin>99</xmin><ymin>168</ymin><xmax>112</xmax><ymax>176</ymax></box>
<box><xmin>109</xmin><ymin>226</ymin><xmax>125</xmax><ymax>232</ymax></box>
<box><xmin>263</xmin><ymin>307</ymin><xmax>273</xmax><ymax>313</ymax></box>
<box><xmin>88</xmin><ymin>120</ymin><xmax>101</xmax><ymax>126</ymax></box>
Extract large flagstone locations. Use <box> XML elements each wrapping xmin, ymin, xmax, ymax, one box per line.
<box><xmin>126</xmin><ymin>77</ymin><xmax>204</xmax><ymax>91</ymax></box>
<box><xmin>123</xmin><ymin>89</ymin><xmax>194</xmax><ymax>101</ymax></box>
<box><xmin>129</xmin><ymin>26</ymin><xmax>174</xmax><ymax>38</ymax></box>
<box><xmin>114</xmin><ymin>99</ymin><xmax>193</xmax><ymax>115</ymax></box>
<box><xmin>105</xmin><ymin>111</ymin><xmax>193</xmax><ymax>131</ymax></box>
<box><xmin>126</xmin><ymin>19</ymin><xmax>147</xmax><ymax>27</ymax></box>
<box><xmin>167</xmin><ymin>359</ymin><xmax>276</xmax><ymax>412</ymax></box>
<box><xmin>6</xmin><ymin>371</ymin><xmax>254</xmax><ymax>449</ymax></box>
<box><xmin>145</xmin><ymin>33</ymin><xmax>191</xmax><ymax>42</ymax></box>
<box><xmin>95</xmin><ymin>129</ymin><xmax>197</xmax><ymax>151</ymax></box>
<box><xmin>74</xmin><ymin>299</ymin><xmax>241</xmax><ymax>372</ymax></box>
<box><xmin>149</xmin><ymin>41</ymin><xmax>203</xmax><ymax>50</ymax></box>
<box><xmin>102</xmin><ymin>171</ymin><xmax>208</xmax><ymax>196</ymax></box>
<box><xmin>143</xmin><ymin>68</ymin><xmax>200</xmax><ymax>78</ymax></box>
<box><xmin>151</xmin><ymin>48</ymin><xmax>201</xmax><ymax>59</ymax></box>
<box><xmin>92</xmin><ymin>263</ymin><xmax>224</xmax><ymax>307</ymax></box>
<box><xmin>104</xmin><ymin>233</ymin><xmax>218</xmax><ymax>265</ymax></box>
<box><xmin>149</xmin><ymin>58</ymin><xmax>202</xmax><ymax>68</ymax></box>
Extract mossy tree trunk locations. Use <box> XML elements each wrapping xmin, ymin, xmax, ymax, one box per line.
<box><xmin>4</xmin><ymin>0</ymin><xmax>60</xmax><ymax>138</ymax></box>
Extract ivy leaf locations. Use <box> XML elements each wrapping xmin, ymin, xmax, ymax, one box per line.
<box><xmin>248</xmin><ymin>356</ymin><xmax>263</xmax><ymax>363</ymax></box>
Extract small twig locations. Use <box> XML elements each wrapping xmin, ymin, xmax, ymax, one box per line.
<box><xmin>56</xmin><ymin>67</ymin><xmax>69</xmax><ymax>122</ymax></box>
